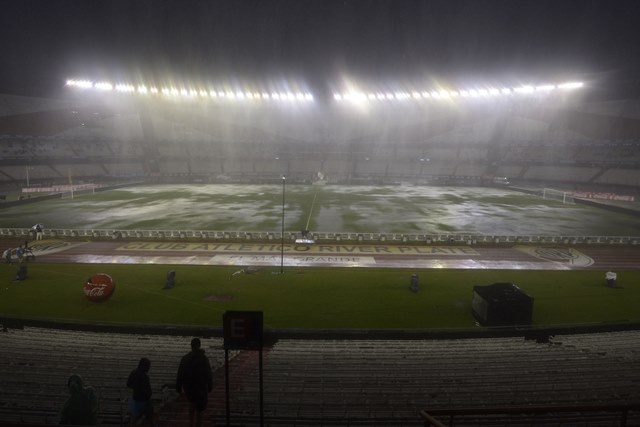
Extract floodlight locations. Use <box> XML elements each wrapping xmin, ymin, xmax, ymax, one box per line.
<box><xmin>469</xmin><ymin>89</ymin><xmax>479</xmax><ymax>97</ymax></box>
<box><xmin>501</xmin><ymin>88</ymin><xmax>512</xmax><ymax>95</ymax></box>
<box><xmin>460</xmin><ymin>90</ymin><xmax>469</xmax><ymax>98</ymax></box>
<box><xmin>296</xmin><ymin>93</ymin><xmax>305</xmax><ymax>100</ymax></box>
<box><xmin>430</xmin><ymin>91</ymin><xmax>440</xmax><ymax>99</ymax></box>
<box><xmin>95</xmin><ymin>82</ymin><xmax>113</xmax><ymax>91</ymax></box>
<box><xmin>368</xmin><ymin>93</ymin><xmax>376</xmax><ymax>100</ymax></box>
<box><xmin>136</xmin><ymin>85</ymin><xmax>148</xmax><ymax>94</ymax></box>
<box><xmin>199</xmin><ymin>90</ymin><xmax>208</xmax><ymax>97</ymax></box>
<box><xmin>287</xmin><ymin>93</ymin><xmax>295</xmax><ymax>101</ymax></box>
<box><xmin>558</xmin><ymin>81</ymin><xmax>583</xmax><ymax>89</ymax></box>
<box><xmin>115</xmin><ymin>84</ymin><xmax>134</xmax><ymax>92</ymax></box>
<box><xmin>209</xmin><ymin>90</ymin><xmax>217</xmax><ymax>98</ymax></box>
<box><xmin>170</xmin><ymin>88</ymin><xmax>179</xmax><ymax>95</ymax></box>
<box><xmin>305</xmin><ymin>93</ymin><xmax>313</xmax><ymax>101</ymax></box>
<box><xmin>514</xmin><ymin>85</ymin><xmax>534</xmax><ymax>94</ymax></box>
<box><xmin>162</xmin><ymin>88</ymin><xmax>171</xmax><ymax>95</ymax></box>
<box><xmin>226</xmin><ymin>91</ymin><xmax>236</xmax><ymax>99</ymax></box>
<box><xmin>421</xmin><ymin>92</ymin><xmax>430</xmax><ymax>98</ymax></box>
<box><xmin>218</xmin><ymin>91</ymin><xmax>225</xmax><ymax>97</ymax></box>
<box><xmin>180</xmin><ymin>89</ymin><xmax>189</xmax><ymax>96</ymax></box>
<box><xmin>67</xmin><ymin>79</ymin><xmax>91</xmax><ymax>88</ymax></box>
<box><xmin>536</xmin><ymin>84</ymin><xmax>555</xmax><ymax>92</ymax></box>
<box><xmin>236</xmin><ymin>91</ymin><xmax>245</xmax><ymax>99</ymax></box>
<box><xmin>478</xmin><ymin>89</ymin><xmax>489</xmax><ymax>97</ymax></box>
<box><xmin>449</xmin><ymin>91</ymin><xmax>459</xmax><ymax>97</ymax></box>
<box><xmin>489</xmin><ymin>88</ymin><xmax>499</xmax><ymax>96</ymax></box>
<box><xmin>272</xmin><ymin>93</ymin><xmax>281</xmax><ymax>100</ymax></box>
<box><xmin>261</xmin><ymin>93</ymin><xmax>270</xmax><ymax>100</ymax></box>
<box><xmin>150</xmin><ymin>87</ymin><xmax>159</xmax><ymax>94</ymax></box>
<box><xmin>189</xmin><ymin>89</ymin><xmax>198</xmax><ymax>97</ymax></box>
<box><xmin>438</xmin><ymin>91</ymin><xmax>450</xmax><ymax>98</ymax></box>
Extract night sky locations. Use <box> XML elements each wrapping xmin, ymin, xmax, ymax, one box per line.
<box><xmin>1</xmin><ymin>0</ymin><xmax>640</xmax><ymax>98</ymax></box>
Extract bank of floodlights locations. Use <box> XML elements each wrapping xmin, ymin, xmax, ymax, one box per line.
<box><xmin>67</xmin><ymin>78</ymin><xmax>584</xmax><ymax>105</ymax></box>
<box><xmin>65</xmin><ymin>79</ymin><xmax>314</xmax><ymax>103</ymax></box>
<box><xmin>332</xmin><ymin>81</ymin><xmax>584</xmax><ymax>104</ymax></box>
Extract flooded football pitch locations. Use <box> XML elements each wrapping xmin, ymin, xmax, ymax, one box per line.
<box><xmin>1</xmin><ymin>184</ymin><xmax>639</xmax><ymax>236</ymax></box>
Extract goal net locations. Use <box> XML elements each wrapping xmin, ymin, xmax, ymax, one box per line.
<box><xmin>542</xmin><ymin>188</ymin><xmax>575</xmax><ymax>204</ymax></box>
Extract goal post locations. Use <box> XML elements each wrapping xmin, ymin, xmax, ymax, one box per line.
<box><xmin>542</xmin><ymin>188</ymin><xmax>575</xmax><ymax>204</ymax></box>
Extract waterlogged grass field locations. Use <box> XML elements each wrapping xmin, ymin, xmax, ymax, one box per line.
<box><xmin>1</xmin><ymin>263</ymin><xmax>639</xmax><ymax>330</ymax></box>
<box><xmin>1</xmin><ymin>184</ymin><xmax>639</xmax><ymax>236</ymax></box>
<box><xmin>0</xmin><ymin>184</ymin><xmax>638</xmax><ymax>331</ymax></box>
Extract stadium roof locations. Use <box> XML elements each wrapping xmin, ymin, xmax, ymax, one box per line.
<box><xmin>1</xmin><ymin>0</ymin><xmax>639</xmax><ymax>99</ymax></box>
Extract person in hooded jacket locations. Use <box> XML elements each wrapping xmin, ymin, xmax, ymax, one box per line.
<box><xmin>127</xmin><ymin>357</ymin><xmax>155</xmax><ymax>426</ymax></box>
<box><xmin>59</xmin><ymin>374</ymin><xmax>99</xmax><ymax>425</ymax></box>
<box><xmin>176</xmin><ymin>338</ymin><xmax>213</xmax><ymax>427</ymax></box>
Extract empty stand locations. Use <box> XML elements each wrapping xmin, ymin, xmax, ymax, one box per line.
<box><xmin>1</xmin><ymin>327</ymin><xmax>638</xmax><ymax>426</ymax></box>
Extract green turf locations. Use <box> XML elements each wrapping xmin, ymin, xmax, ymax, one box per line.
<box><xmin>2</xmin><ymin>184</ymin><xmax>639</xmax><ymax>235</ymax></box>
<box><xmin>1</xmin><ymin>263</ymin><xmax>638</xmax><ymax>330</ymax></box>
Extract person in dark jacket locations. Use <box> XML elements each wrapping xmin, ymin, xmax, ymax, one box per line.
<box><xmin>59</xmin><ymin>374</ymin><xmax>99</xmax><ymax>425</ymax></box>
<box><xmin>176</xmin><ymin>338</ymin><xmax>213</xmax><ymax>427</ymax></box>
<box><xmin>127</xmin><ymin>357</ymin><xmax>154</xmax><ymax>426</ymax></box>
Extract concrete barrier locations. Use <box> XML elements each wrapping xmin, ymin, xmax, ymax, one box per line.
<box><xmin>2</xmin><ymin>227</ymin><xmax>639</xmax><ymax>246</ymax></box>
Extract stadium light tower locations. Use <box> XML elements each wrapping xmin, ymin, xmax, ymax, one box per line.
<box><xmin>281</xmin><ymin>175</ymin><xmax>286</xmax><ymax>274</ymax></box>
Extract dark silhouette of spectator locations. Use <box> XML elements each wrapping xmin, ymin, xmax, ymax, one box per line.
<box><xmin>59</xmin><ymin>374</ymin><xmax>99</xmax><ymax>425</ymax></box>
<box><xmin>176</xmin><ymin>338</ymin><xmax>213</xmax><ymax>427</ymax></box>
<box><xmin>127</xmin><ymin>357</ymin><xmax>155</xmax><ymax>426</ymax></box>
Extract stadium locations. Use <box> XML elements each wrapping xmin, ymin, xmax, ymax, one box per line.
<box><xmin>1</xmin><ymin>2</ymin><xmax>640</xmax><ymax>426</ymax></box>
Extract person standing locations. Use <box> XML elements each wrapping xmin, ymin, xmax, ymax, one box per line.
<box><xmin>34</xmin><ymin>223</ymin><xmax>43</xmax><ymax>240</ymax></box>
<box><xmin>14</xmin><ymin>246</ymin><xmax>24</xmax><ymax>263</ymax></box>
<box><xmin>126</xmin><ymin>357</ymin><xmax>155</xmax><ymax>426</ymax></box>
<box><xmin>59</xmin><ymin>374</ymin><xmax>99</xmax><ymax>425</ymax></box>
<box><xmin>176</xmin><ymin>338</ymin><xmax>213</xmax><ymax>427</ymax></box>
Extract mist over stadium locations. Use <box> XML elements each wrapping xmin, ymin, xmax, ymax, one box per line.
<box><xmin>1</xmin><ymin>1</ymin><xmax>640</xmax><ymax>426</ymax></box>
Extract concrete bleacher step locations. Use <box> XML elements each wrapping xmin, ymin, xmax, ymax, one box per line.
<box><xmin>1</xmin><ymin>327</ymin><xmax>639</xmax><ymax>425</ymax></box>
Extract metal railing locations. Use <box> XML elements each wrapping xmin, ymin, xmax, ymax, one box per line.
<box><xmin>420</xmin><ymin>402</ymin><xmax>640</xmax><ymax>426</ymax></box>
<box><xmin>1</xmin><ymin>227</ymin><xmax>638</xmax><ymax>245</ymax></box>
